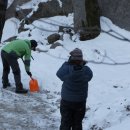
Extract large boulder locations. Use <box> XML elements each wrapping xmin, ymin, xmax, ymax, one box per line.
<box><xmin>47</xmin><ymin>33</ymin><xmax>61</xmax><ymax>44</ymax></box>
<box><xmin>29</xmin><ymin>0</ymin><xmax>61</xmax><ymax>22</ymax></box>
<box><xmin>6</xmin><ymin>0</ymin><xmax>31</xmax><ymax>19</ymax></box>
<box><xmin>98</xmin><ymin>0</ymin><xmax>130</xmax><ymax>31</ymax></box>
<box><xmin>73</xmin><ymin>0</ymin><xmax>130</xmax><ymax>32</ymax></box>
<box><xmin>15</xmin><ymin>0</ymin><xmax>73</xmax><ymax>23</ymax></box>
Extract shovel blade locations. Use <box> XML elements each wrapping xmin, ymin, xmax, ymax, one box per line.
<box><xmin>29</xmin><ymin>79</ymin><xmax>39</xmax><ymax>92</ymax></box>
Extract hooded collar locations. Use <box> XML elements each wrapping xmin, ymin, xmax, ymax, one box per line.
<box><xmin>24</xmin><ymin>40</ymin><xmax>31</xmax><ymax>49</ymax></box>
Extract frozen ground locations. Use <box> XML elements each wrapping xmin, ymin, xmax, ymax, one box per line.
<box><xmin>0</xmin><ymin>88</ymin><xmax>60</xmax><ymax>130</ymax></box>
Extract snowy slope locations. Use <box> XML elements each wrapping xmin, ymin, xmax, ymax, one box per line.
<box><xmin>1</xmin><ymin>2</ymin><xmax>130</xmax><ymax>129</ymax></box>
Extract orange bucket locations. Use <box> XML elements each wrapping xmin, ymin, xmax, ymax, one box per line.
<box><xmin>29</xmin><ymin>78</ymin><xmax>40</xmax><ymax>92</ymax></box>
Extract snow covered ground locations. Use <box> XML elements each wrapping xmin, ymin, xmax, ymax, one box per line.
<box><xmin>0</xmin><ymin>8</ymin><xmax>130</xmax><ymax>130</ymax></box>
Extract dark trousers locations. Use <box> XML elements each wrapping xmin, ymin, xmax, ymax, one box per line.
<box><xmin>60</xmin><ymin>99</ymin><xmax>86</xmax><ymax>130</ymax></box>
<box><xmin>1</xmin><ymin>50</ymin><xmax>22</xmax><ymax>88</ymax></box>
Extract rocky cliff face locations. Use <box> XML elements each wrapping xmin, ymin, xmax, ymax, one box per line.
<box><xmin>73</xmin><ymin>0</ymin><xmax>130</xmax><ymax>32</ymax></box>
<box><xmin>6</xmin><ymin>0</ymin><xmax>73</xmax><ymax>22</ymax></box>
<box><xmin>6</xmin><ymin>0</ymin><xmax>130</xmax><ymax>31</ymax></box>
<box><xmin>98</xmin><ymin>0</ymin><xmax>130</xmax><ymax>31</ymax></box>
<box><xmin>6</xmin><ymin>0</ymin><xmax>31</xmax><ymax>19</ymax></box>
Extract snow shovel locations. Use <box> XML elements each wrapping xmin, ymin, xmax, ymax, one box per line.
<box><xmin>29</xmin><ymin>78</ymin><xmax>40</xmax><ymax>92</ymax></box>
<box><xmin>21</xmin><ymin>58</ymin><xmax>39</xmax><ymax>92</ymax></box>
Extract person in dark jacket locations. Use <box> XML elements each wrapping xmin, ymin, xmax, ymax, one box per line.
<box><xmin>1</xmin><ymin>39</ymin><xmax>37</xmax><ymax>94</ymax></box>
<box><xmin>56</xmin><ymin>48</ymin><xmax>93</xmax><ymax>130</ymax></box>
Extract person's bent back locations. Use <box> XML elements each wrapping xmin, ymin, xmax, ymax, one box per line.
<box><xmin>1</xmin><ymin>39</ymin><xmax>37</xmax><ymax>94</ymax></box>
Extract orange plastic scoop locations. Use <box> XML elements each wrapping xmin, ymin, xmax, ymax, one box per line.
<box><xmin>29</xmin><ymin>78</ymin><xmax>39</xmax><ymax>92</ymax></box>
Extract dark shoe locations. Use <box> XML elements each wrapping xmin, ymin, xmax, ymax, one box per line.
<box><xmin>3</xmin><ymin>82</ymin><xmax>11</xmax><ymax>88</ymax></box>
<box><xmin>15</xmin><ymin>87</ymin><xmax>28</xmax><ymax>94</ymax></box>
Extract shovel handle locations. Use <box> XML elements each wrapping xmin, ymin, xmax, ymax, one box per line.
<box><xmin>30</xmin><ymin>76</ymin><xmax>34</xmax><ymax>80</ymax></box>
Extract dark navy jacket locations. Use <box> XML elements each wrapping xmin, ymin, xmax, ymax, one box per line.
<box><xmin>56</xmin><ymin>62</ymin><xmax>93</xmax><ymax>102</ymax></box>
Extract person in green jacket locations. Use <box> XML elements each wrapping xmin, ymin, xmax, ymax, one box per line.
<box><xmin>1</xmin><ymin>39</ymin><xmax>37</xmax><ymax>94</ymax></box>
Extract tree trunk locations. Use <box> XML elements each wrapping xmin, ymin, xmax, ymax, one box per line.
<box><xmin>72</xmin><ymin>0</ymin><xmax>87</xmax><ymax>32</ymax></box>
<box><xmin>73</xmin><ymin>0</ymin><xmax>101</xmax><ymax>41</ymax></box>
<box><xmin>80</xmin><ymin>0</ymin><xmax>101</xmax><ymax>40</ymax></box>
<box><xmin>85</xmin><ymin>0</ymin><xmax>100</xmax><ymax>28</ymax></box>
<box><xmin>0</xmin><ymin>0</ymin><xmax>8</xmax><ymax>42</ymax></box>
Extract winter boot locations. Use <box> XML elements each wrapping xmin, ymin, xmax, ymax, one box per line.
<box><xmin>15</xmin><ymin>86</ymin><xmax>28</xmax><ymax>94</ymax></box>
<box><xmin>3</xmin><ymin>82</ymin><xmax>11</xmax><ymax>88</ymax></box>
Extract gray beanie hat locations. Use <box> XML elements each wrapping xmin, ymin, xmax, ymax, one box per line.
<box><xmin>70</xmin><ymin>48</ymin><xmax>83</xmax><ymax>61</ymax></box>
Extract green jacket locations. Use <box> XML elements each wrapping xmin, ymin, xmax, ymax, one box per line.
<box><xmin>2</xmin><ymin>39</ymin><xmax>31</xmax><ymax>71</ymax></box>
